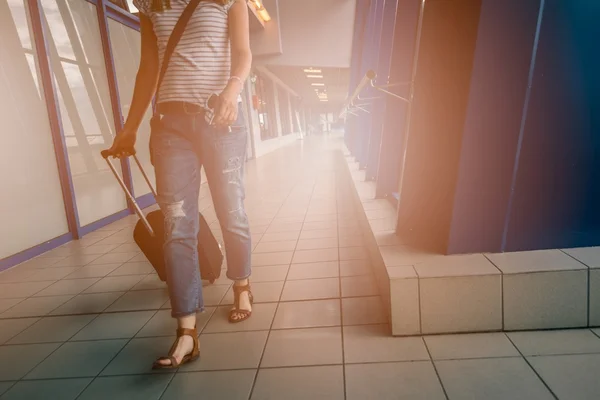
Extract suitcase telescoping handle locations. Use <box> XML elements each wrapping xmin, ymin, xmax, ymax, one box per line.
<box><xmin>101</xmin><ymin>150</ymin><xmax>157</xmax><ymax>237</ymax></box>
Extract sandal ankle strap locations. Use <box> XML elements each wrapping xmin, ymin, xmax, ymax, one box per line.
<box><xmin>232</xmin><ymin>283</ymin><xmax>251</xmax><ymax>295</ymax></box>
<box><xmin>176</xmin><ymin>327</ymin><xmax>198</xmax><ymax>338</ymax></box>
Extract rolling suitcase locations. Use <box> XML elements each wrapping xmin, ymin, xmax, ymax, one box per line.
<box><xmin>101</xmin><ymin>152</ymin><xmax>223</xmax><ymax>283</ymax></box>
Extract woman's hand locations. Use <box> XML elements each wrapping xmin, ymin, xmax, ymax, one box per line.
<box><xmin>105</xmin><ymin>129</ymin><xmax>137</xmax><ymax>159</ymax></box>
<box><xmin>213</xmin><ymin>84</ymin><xmax>240</xmax><ymax>127</ymax></box>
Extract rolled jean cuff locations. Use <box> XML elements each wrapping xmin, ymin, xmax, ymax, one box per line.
<box><xmin>226</xmin><ymin>269</ymin><xmax>251</xmax><ymax>281</ymax></box>
<box><xmin>170</xmin><ymin>306</ymin><xmax>204</xmax><ymax>319</ymax></box>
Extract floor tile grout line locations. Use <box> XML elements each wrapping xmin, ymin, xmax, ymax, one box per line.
<box><xmin>8</xmin><ymin>310</ymin><xmax>102</xmax><ymax>347</ymax></box>
<box><xmin>588</xmin><ymin>265</ymin><xmax>591</xmax><ymax>327</ymax></box>
<box><xmin>0</xmin><ymin>318</ymin><xmax>41</xmax><ymax>346</ymax></box>
<box><xmin>7</xmin><ymin>322</ymin><xmax>600</xmax><ymax>348</ymax></box>
<box><xmin>74</xmin><ymin>308</ymin><xmax>165</xmax><ymax>400</ymax></box>
<box><xmin>335</xmin><ymin>170</ymin><xmax>348</xmax><ymax>400</ymax></box>
<box><xmin>422</xmin><ymin>337</ymin><xmax>450</xmax><ymax>400</ymax></box>
<box><xmin>0</xmin><ymin>381</ymin><xmax>17</xmax><ymax>396</ymax></box>
<box><xmin>155</xmin><ymin>372</ymin><xmax>181</xmax><ymax>400</ymax></box>
<box><xmin>501</xmin><ymin>261</ymin><xmax>505</xmax><ymax>330</ymax></box>
<box><xmin>0</xmin><ymin>261</ymin><xmax>148</xmax><ymax>296</ymax></box>
<box><xmin>4</xmin><ymin>263</ymin><xmax>372</xmax><ymax>317</ymax></box>
<box><xmin>0</xmin><ymin>293</ymin><xmax>383</xmax><ymax>321</ymax></box>
<box><xmin>504</xmin><ymin>333</ymin><xmax>559</xmax><ymax>400</ymax></box>
<box><xmin>9</xmin><ymin>333</ymin><xmax>75</xmax><ymax>386</ymax></box>
<box><xmin>196</xmin><ymin>307</ymin><xmax>219</xmax><ymax>336</ymax></box>
<box><xmin>560</xmin><ymin>249</ymin><xmax>596</xmax><ymax>328</ymax></box>
<box><xmin>418</xmin><ymin>274</ymin><xmax>423</xmax><ymax>335</ymax></box>
<box><xmin>0</xmin><ymin>320</ymin><xmax>394</xmax><ymax>347</ymax></box>
<box><xmin>12</xmin><ymin>352</ymin><xmax>600</xmax><ymax>385</ymax></box>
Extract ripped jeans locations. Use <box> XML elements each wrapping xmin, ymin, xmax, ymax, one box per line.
<box><xmin>150</xmin><ymin>107</ymin><xmax>251</xmax><ymax>318</ymax></box>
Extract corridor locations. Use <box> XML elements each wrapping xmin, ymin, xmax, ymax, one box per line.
<box><xmin>0</xmin><ymin>136</ymin><xmax>599</xmax><ymax>400</ymax></box>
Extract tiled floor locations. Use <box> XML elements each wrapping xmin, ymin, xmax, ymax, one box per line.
<box><xmin>0</xmin><ymin>135</ymin><xmax>599</xmax><ymax>399</ymax></box>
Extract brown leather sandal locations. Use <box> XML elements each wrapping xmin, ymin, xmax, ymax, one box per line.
<box><xmin>152</xmin><ymin>327</ymin><xmax>200</xmax><ymax>369</ymax></box>
<box><xmin>229</xmin><ymin>282</ymin><xmax>254</xmax><ymax>323</ymax></box>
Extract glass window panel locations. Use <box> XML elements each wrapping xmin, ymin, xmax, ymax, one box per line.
<box><xmin>107</xmin><ymin>19</ymin><xmax>155</xmax><ymax>198</ymax></box>
<box><xmin>254</xmin><ymin>74</ymin><xmax>278</xmax><ymax>140</ymax></box>
<box><xmin>126</xmin><ymin>0</ymin><xmax>139</xmax><ymax>13</ymax></box>
<box><xmin>41</xmin><ymin>0</ymin><xmax>127</xmax><ymax>227</ymax></box>
<box><xmin>107</xmin><ymin>0</ymin><xmax>138</xmax><ymax>13</ymax></box>
<box><xmin>0</xmin><ymin>0</ymin><xmax>69</xmax><ymax>259</ymax></box>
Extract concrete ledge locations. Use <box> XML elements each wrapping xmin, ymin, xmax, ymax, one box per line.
<box><xmin>340</xmin><ymin>148</ymin><xmax>598</xmax><ymax>336</ymax></box>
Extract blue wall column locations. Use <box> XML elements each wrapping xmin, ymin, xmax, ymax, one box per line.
<box><xmin>500</xmin><ymin>0</ymin><xmax>600</xmax><ymax>252</ymax></box>
<box><xmin>345</xmin><ymin>0</ymin><xmax>369</xmax><ymax>153</ymax></box>
<box><xmin>447</xmin><ymin>0</ymin><xmax>600</xmax><ymax>254</ymax></box>
<box><xmin>395</xmin><ymin>0</ymin><xmax>600</xmax><ymax>254</ymax></box>
<box><xmin>447</xmin><ymin>0</ymin><xmax>544</xmax><ymax>254</ymax></box>
<box><xmin>394</xmin><ymin>0</ymin><xmax>483</xmax><ymax>252</ymax></box>
<box><xmin>375</xmin><ymin>0</ymin><xmax>422</xmax><ymax>199</ymax></box>
<box><xmin>364</xmin><ymin>0</ymin><xmax>399</xmax><ymax>181</ymax></box>
<box><xmin>355</xmin><ymin>0</ymin><xmax>384</xmax><ymax>169</ymax></box>
<box><xmin>347</xmin><ymin>0</ymin><xmax>376</xmax><ymax>162</ymax></box>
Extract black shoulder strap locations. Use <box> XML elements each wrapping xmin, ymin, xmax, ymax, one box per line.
<box><xmin>154</xmin><ymin>0</ymin><xmax>202</xmax><ymax>107</ymax></box>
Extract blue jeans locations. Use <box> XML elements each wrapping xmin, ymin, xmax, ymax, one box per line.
<box><xmin>150</xmin><ymin>108</ymin><xmax>251</xmax><ymax>318</ymax></box>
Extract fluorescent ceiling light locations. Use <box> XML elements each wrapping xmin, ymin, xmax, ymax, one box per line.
<box><xmin>311</xmin><ymin>83</ymin><xmax>325</xmax><ymax>86</ymax></box>
<box><xmin>250</xmin><ymin>0</ymin><xmax>271</xmax><ymax>22</ymax></box>
<box><xmin>306</xmin><ymin>75</ymin><xmax>323</xmax><ymax>78</ymax></box>
<box><xmin>320</xmin><ymin>99</ymin><xmax>328</xmax><ymax>102</ymax></box>
<box><xmin>303</xmin><ymin>68</ymin><xmax>322</xmax><ymax>73</ymax></box>
<box><xmin>257</xmin><ymin>8</ymin><xmax>271</xmax><ymax>22</ymax></box>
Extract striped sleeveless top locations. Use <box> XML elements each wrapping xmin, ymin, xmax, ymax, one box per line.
<box><xmin>133</xmin><ymin>0</ymin><xmax>239</xmax><ymax>120</ymax></box>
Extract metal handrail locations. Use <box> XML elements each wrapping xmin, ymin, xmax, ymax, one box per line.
<box><xmin>350</xmin><ymin>70</ymin><xmax>377</xmax><ymax>106</ymax></box>
<box><xmin>340</xmin><ymin>70</ymin><xmax>412</xmax><ymax>119</ymax></box>
<box><xmin>370</xmin><ymin>80</ymin><xmax>410</xmax><ymax>103</ymax></box>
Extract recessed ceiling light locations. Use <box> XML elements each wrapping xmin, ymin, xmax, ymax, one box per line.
<box><xmin>306</xmin><ymin>75</ymin><xmax>323</xmax><ymax>78</ymax></box>
<box><xmin>311</xmin><ymin>83</ymin><xmax>325</xmax><ymax>86</ymax></box>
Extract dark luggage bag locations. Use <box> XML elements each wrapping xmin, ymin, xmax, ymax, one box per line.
<box><xmin>101</xmin><ymin>152</ymin><xmax>223</xmax><ymax>283</ymax></box>
<box><xmin>133</xmin><ymin>208</ymin><xmax>223</xmax><ymax>283</ymax></box>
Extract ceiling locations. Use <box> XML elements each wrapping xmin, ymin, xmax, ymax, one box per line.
<box><xmin>265</xmin><ymin>65</ymin><xmax>350</xmax><ymax>108</ymax></box>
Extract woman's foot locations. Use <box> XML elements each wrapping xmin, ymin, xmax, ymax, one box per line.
<box><xmin>154</xmin><ymin>334</ymin><xmax>196</xmax><ymax>367</ymax></box>
<box><xmin>153</xmin><ymin>315</ymin><xmax>199</xmax><ymax>369</ymax></box>
<box><xmin>229</xmin><ymin>279</ymin><xmax>253</xmax><ymax>323</ymax></box>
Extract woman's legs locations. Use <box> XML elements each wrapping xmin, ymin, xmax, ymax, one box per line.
<box><xmin>201</xmin><ymin>117</ymin><xmax>252</xmax><ymax>321</ymax></box>
<box><xmin>152</xmin><ymin>116</ymin><xmax>204</xmax><ymax>365</ymax></box>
